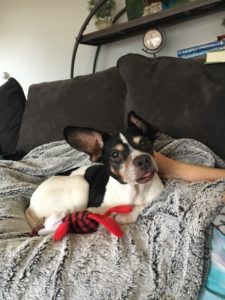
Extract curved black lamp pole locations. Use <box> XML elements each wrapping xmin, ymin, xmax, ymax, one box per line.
<box><xmin>70</xmin><ymin>0</ymin><xmax>106</xmax><ymax>79</ymax></box>
<box><xmin>92</xmin><ymin>7</ymin><xmax>126</xmax><ymax>73</ymax></box>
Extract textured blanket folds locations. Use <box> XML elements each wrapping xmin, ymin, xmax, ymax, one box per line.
<box><xmin>0</xmin><ymin>137</ymin><xmax>225</xmax><ymax>300</ymax></box>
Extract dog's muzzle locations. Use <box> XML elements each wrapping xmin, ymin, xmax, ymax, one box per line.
<box><xmin>133</xmin><ymin>155</ymin><xmax>156</xmax><ymax>184</ymax></box>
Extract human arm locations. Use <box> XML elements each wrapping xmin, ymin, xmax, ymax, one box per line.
<box><xmin>154</xmin><ymin>152</ymin><xmax>225</xmax><ymax>182</ymax></box>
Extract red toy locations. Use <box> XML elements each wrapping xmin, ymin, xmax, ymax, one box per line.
<box><xmin>54</xmin><ymin>205</ymin><xmax>133</xmax><ymax>241</ymax></box>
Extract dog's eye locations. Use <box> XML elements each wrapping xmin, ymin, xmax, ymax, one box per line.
<box><xmin>139</xmin><ymin>137</ymin><xmax>151</xmax><ymax>148</ymax></box>
<box><xmin>111</xmin><ymin>151</ymin><xmax>121</xmax><ymax>160</ymax></box>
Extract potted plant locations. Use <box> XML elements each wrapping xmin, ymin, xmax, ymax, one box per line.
<box><xmin>88</xmin><ymin>0</ymin><xmax>116</xmax><ymax>30</ymax></box>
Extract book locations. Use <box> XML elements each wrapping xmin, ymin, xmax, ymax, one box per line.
<box><xmin>177</xmin><ymin>40</ymin><xmax>225</xmax><ymax>56</ymax></box>
<box><xmin>205</xmin><ymin>49</ymin><xmax>225</xmax><ymax>64</ymax></box>
<box><xmin>178</xmin><ymin>45</ymin><xmax>225</xmax><ymax>59</ymax></box>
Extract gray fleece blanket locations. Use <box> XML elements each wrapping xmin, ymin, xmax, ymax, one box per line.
<box><xmin>0</xmin><ymin>136</ymin><xmax>225</xmax><ymax>300</ymax></box>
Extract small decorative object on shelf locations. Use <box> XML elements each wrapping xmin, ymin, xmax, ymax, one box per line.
<box><xmin>222</xmin><ymin>17</ymin><xmax>225</xmax><ymax>28</ymax></box>
<box><xmin>205</xmin><ymin>49</ymin><xmax>225</xmax><ymax>64</ymax></box>
<box><xmin>163</xmin><ymin>0</ymin><xmax>190</xmax><ymax>10</ymax></box>
<box><xmin>143</xmin><ymin>1</ymin><xmax>163</xmax><ymax>16</ymax></box>
<box><xmin>88</xmin><ymin>0</ymin><xmax>116</xmax><ymax>30</ymax></box>
<box><xmin>218</xmin><ymin>17</ymin><xmax>225</xmax><ymax>40</ymax></box>
<box><xmin>143</xmin><ymin>27</ymin><xmax>166</xmax><ymax>57</ymax></box>
<box><xmin>125</xmin><ymin>0</ymin><xmax>144</xmax><ymax>20</ymax></box>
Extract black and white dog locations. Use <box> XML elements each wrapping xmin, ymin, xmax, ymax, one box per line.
<box><xmin>25</xmin><ymin>112</ymin><xmax>164</xmax><ymax>233</ymax></box>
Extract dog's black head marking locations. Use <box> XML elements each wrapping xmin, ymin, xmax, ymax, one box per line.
<box><xmin>64</xmin><ymin>112</ymin><xmax>159</xmax><ymax>184</ymax></box>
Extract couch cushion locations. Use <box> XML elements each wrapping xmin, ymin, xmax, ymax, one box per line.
<box><xmin>117</xmin><ymin>53</ymin><xmax>225</xmax><ymax>159</ymax></box>
<box><xmin>17</xmin><ymin>67</ymin><xmax>126</xmax><ymax>153</ymax></box>
<box><xmin>0</xmin><ymin>78</ymin><xmax>26</xmax><ymax>155</ymax></box>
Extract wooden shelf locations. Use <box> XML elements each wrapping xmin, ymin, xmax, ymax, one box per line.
<box><xmin>80</xmin><ymin>0</ymin><xmax>225</xmax><ymax>46</ymax></box>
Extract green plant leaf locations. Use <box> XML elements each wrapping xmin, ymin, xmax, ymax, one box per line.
<box><xmin>88</xmin><ymin>0</ymin><xmax>116</xmax><ymax>18</ymax></box>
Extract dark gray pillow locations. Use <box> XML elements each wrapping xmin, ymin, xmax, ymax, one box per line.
<box><xmin>0</xmin><ymin>78</ymin><xmax>26</xmax><ymax>155</ymax></box>
<box><xmin>16</xmin><ymin>67</ymin><xmax>126</xmax><ymax>153</ymax></box>
<box><xmin>117</xmin><ymin>54</ymin><xmax>225</xmax><ymax>159</ymax></box>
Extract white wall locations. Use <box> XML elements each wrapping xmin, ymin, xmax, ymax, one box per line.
<box><xmin>0</xmin><ymin>0</ymin><xmax>96</xmax><ymax>94</ymax></box>
<box><xmin>0</xmin><ymin>0</ymin><xmax>224</xmax><ymax>95</ymax></box>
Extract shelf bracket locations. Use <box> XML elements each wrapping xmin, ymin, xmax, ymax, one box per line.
<box><xmin>70</xmin><ymin>0</ymin><xmax>107</xmax><ymax>78</ymax></box>
<box><xmin>92</xmin><ymin>7</ymin><xmax>127</xmax><ymax>73</ymax></box>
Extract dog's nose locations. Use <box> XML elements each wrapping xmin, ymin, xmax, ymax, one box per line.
<box><xmin>133</xmin><ymin>155</ymin><xmax>151</xmax><ymax>170</ymax></box>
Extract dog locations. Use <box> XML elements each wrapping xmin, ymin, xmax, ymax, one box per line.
<box><xmin>25</xmin><ymin>111</ymin><xmax>164</xmax><ymax>233</ymax></box>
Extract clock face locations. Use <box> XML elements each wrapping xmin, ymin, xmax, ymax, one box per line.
<box><xmin>143</xmin><ymin>29</ymin><xmax>165</xmax><ymax>53</ymax></box>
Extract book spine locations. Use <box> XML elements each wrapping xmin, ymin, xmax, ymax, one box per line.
<box><xmin>178</xmin><ymin>45</ymin><xmax>225</xmax><ymax>59</ymax></box>
<box><xmin>177</xmin><ymin>40</ymin><xmax>225</xmax><ymax>56</ymax></box>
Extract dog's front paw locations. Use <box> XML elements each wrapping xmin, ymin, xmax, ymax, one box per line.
<box><xmin>115</xmin><ymin>214</ymin><xmax>137</xmax><ymax>225</ymax></box>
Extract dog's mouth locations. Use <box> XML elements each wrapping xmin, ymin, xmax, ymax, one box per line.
<box><xmin>136</xmin><ymin>171</ymin><xmax>155</xmax><ymax>184</ymax></box>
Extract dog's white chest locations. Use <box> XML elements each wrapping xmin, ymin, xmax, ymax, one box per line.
<box><xmin>103</xmin><ymin>177</ymin><xmax>136</xmax><ymax>206</ymax></box>
<box><xmin>102</xmin><ymin>173</ymin><xmax>163</xmax><ymax>208</ymax></box>
<box><xmin>133</xmin><ymin>173</ymin><xmax>163</xmax><ymax>206</ymax></box>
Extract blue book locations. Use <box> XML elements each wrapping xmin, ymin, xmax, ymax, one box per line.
<box><xmin>178</xmin><ymin>45</ymin><xmax>225</xmax><ymax>59</ymax></box>
<box><xmin>177</xmin><ymin>40</ymin><xmax>225</xmax><ymax>56</ymax></box>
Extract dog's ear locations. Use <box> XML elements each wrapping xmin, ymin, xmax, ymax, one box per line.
<box><xmin>128</xmin><ymin>111</ymin><xmax>159</xmax><ymax>140</ymax></box>
<box><xmin>63</xmin><ymin>127</ymin><xmax>110</xmax><ymax>162</ymax></box>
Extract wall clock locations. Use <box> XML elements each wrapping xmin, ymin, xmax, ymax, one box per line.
<box><xmin>143</xmin><ymin>28</ymin><xmax>166</xmax><ymax>56</ymax></box>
